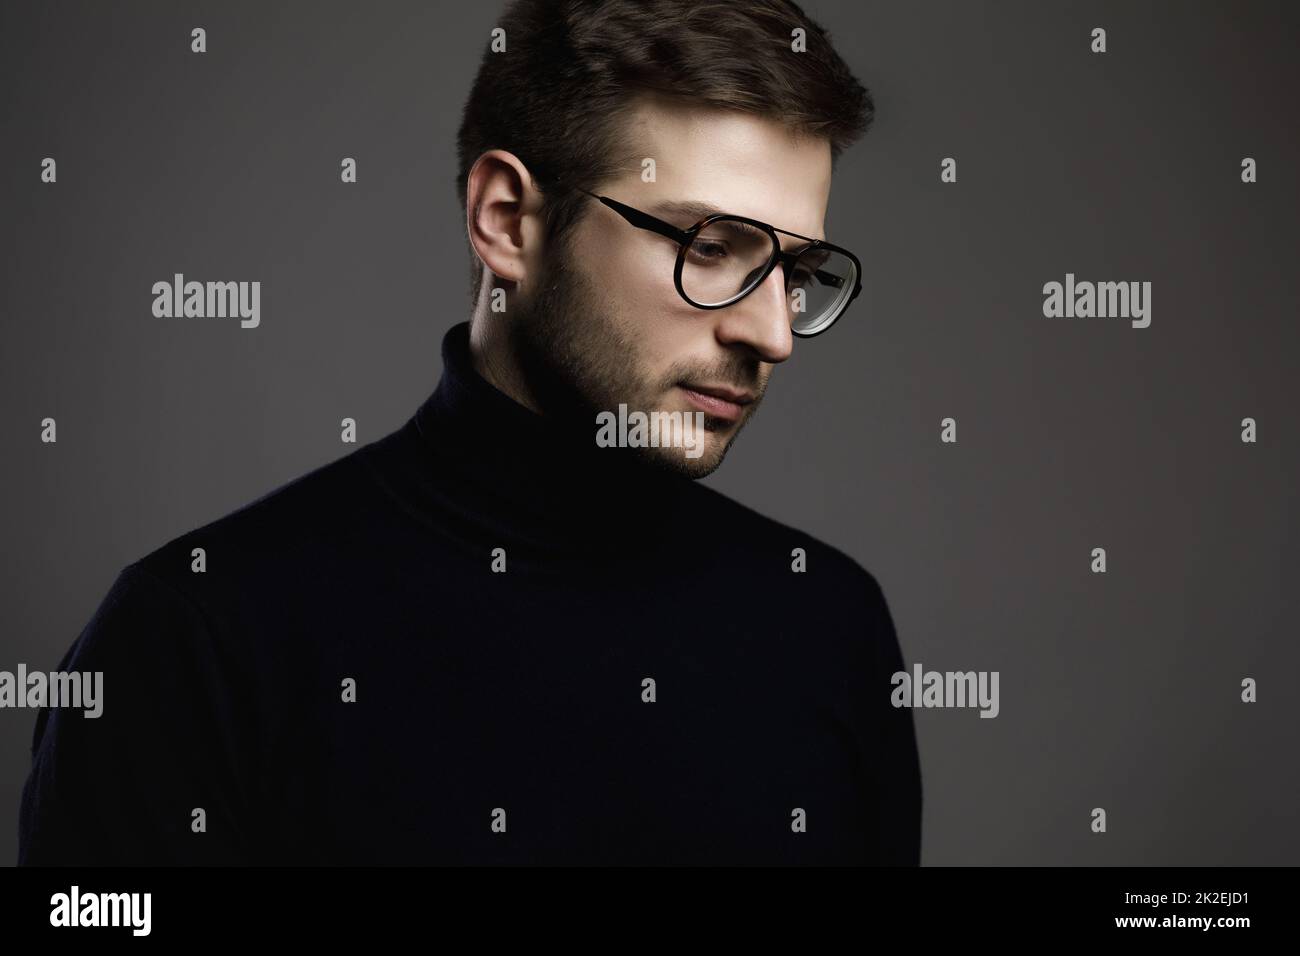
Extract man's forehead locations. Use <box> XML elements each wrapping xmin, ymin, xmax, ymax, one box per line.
<box><xmin>619</xmin><ymin>98</ymin><xmax>833</xmax><ymax>240</ymax></box>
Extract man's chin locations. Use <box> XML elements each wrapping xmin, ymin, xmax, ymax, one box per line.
<box><xmin>626</xmin><ymin>431</ymin><xmax>732</xmax><ymax>479</ymax></box>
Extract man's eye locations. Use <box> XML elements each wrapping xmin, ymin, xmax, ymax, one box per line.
<box><xmin>688</xmin><ymin>241</ymin><xmax>728</xmax><ymax>261</ymax></box>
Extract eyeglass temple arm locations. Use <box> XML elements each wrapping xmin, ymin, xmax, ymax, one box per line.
<box><xmin>576</xmin><ymin>188</ymin><xmax>692</xmax><ymax>245</ymax></box>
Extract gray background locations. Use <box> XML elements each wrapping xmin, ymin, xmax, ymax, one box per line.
<box><xmin>2</xmin><ymin>0</ymin><xmax>1296</xmax><ymax>866</ymax></box>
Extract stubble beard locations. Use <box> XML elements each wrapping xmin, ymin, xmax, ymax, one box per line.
<box><xmin>510</xmin><ymin>235</ymin><xmax>767</xmax><ymax>479</ymax></box>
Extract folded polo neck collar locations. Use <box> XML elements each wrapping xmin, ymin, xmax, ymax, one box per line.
<box><xmin>394</xmin><ymin>321</ymin><xmax>697</xmax><ymax>561</ymax></box>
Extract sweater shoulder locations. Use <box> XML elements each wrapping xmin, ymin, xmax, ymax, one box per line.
<box><xmin>131</xmin><ymin>433</ymin><xmax>390</xmax><ymax>590</ymax></box>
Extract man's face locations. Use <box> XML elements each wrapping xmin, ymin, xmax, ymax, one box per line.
<box><xmin>516</xmin><ymin>95</ymin><xmax>834</xmax><ymax>478</ymax></box>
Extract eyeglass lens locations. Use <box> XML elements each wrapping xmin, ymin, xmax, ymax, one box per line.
<box><xmin>680</xmin><ymin>218</ymin><xmax>856</xmax><ymax>335</ymax></box>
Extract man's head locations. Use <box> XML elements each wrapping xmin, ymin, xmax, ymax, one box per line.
<box><xmin>456</xmin><ymin>0</ymin><xmax>872</xmax><ymax>477</ymax></box>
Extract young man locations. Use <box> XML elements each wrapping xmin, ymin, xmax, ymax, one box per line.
<box><xmin>19</xmin><ymin>0</ymin><xmax>921</xmax><ymax>865</ymax></box>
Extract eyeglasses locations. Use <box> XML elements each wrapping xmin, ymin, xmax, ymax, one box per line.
<box><xmin>574</xmin><ymin>187</ymin><xmax>862</xmax><ymax>338</ymax></box>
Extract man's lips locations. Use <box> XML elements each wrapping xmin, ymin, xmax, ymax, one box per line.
<box><xmin>678</xmin><ymin>383</ymin><xmax>755</xmax><ymax>422</ymax></box>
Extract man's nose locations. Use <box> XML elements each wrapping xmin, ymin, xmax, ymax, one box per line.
<box><xmin>712</xmin><ymin>264</ymin><xmax>794</xmax><ymax>363</ymax></box>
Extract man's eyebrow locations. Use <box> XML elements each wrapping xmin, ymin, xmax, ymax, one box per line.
<box><xmin>648</xmin><ymin>199</ymin><xmax>726</xmax><ymax>224</ymax></box>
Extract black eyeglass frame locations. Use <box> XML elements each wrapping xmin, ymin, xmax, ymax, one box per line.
<box><xmin>574</xmin><ymin>187</ymin><xmax>863</xmax><ymax>338</ymax></box>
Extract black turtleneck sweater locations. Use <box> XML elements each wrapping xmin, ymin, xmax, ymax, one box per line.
<box><xmin>18</xmin><ymin>322</ymin><xmax>921</xmax><ymax>866</ymax></box>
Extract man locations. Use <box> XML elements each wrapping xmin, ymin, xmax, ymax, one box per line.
<box><xmin>19</xmin><ymin>0</ymin><xmax>921</xmax><ymax>865</ymax></box>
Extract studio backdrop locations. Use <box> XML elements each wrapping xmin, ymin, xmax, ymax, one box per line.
<box><xmin>1</xmin><ymin>0</ymin><xmax>1297</xmax><ymax>866</ymax></box>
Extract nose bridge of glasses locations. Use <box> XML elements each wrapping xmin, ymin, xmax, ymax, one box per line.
<box><xmin>773</xmin><ymin>246</ymin><xmax>813</xmax><ymax>288</ymax></box>
<box><xmin>749</xmin><ymin>252</ymin><xmax>799</xmax><ymax>309</ymax></box>
<box><xmin>777</xmin><ymin>243</ymin><xmax>847</xmax><ymax>289</ymax></box>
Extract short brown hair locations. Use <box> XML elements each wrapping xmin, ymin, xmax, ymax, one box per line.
<box><xmin>455</xmin><ymin>0</ymin><xmax>873</xmax><ymax>306</ymax></box>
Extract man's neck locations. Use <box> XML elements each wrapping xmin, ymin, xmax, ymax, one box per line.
<box><xmin>467</xmin><ymin>314</ymin><xmax>544</xmax><ymax>415</ymax></box>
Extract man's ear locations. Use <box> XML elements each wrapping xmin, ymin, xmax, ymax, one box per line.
<box><xmin>466</xmin><ymin>149</ymin><xmax>544</xmax><ymax>294</ymax></box>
